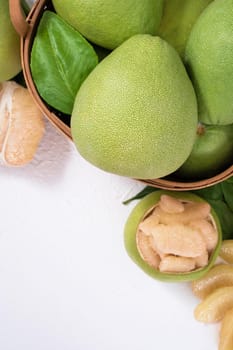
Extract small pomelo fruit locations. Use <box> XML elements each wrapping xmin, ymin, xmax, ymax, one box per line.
<box><xmin>158</xmin><ymin>0</ymin><xmax>212</xmax><ymax>58</ymax></box>
<box><xmin>51</xmin><ymin>0</ymin><xmax>164</xmax><ymax>49</ymax></box>
<box><xmin>185</xmin><ymin>0</ymin><xmax>233</xmax><ymax>125</ymax></box>
<box><xmin>174</xmin><ymin>123</ymin><xmax>233</xmax><ymax>180</ymax></box>
<box><xmin>71</xmin><ymin>35</ymin><xmax>198</xmax><ymax>180</ymax></box>
<box><xmin>0</xmin><ymin>0</ymin><xmax>21</xmax><ymax>82</ymax></box>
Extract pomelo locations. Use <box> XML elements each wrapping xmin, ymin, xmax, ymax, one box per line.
<box><xmin>158</xmin><ymin>0</ymin><xmax>212</xmax><ymax>58</ymax></box>
<box><xmin>0</xmin><ymin>0</ymin><xmax>21</xmax><ymax>82</ymax></box>
<box><xmin>71</xmin><ymin>35</ymin><xmax>198</xmax><ymax>180</ymax></box>
<box><xmin>174</xmin><ymin>123</ymin><xmax>233</xmax><ymax>180</ymax></box>
<box><xmin>185</xmin><ymin>0</ymin><xmax>233</xmax><ymax>125</ymax></box>
<box><xmin>51</xmin><ymin>0</ymin><xmax>164</xmax><ymax>49</ymax></box>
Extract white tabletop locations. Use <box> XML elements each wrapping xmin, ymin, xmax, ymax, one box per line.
<box><xmin>0</xmin><ymin>118</ymin><xmax>219</xmax><ymax>350</ymax></box>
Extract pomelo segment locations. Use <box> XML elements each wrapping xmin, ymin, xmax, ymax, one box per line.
<box><xmin>194</xmin><ymin>286</ymin><xmax>233</xmax><ymax>323</ymax></box>
<box><xmin>219</xmin><ymin>240</ymin><xmax>233</xmax><ymax>264</ymax></box>
<box><xmin>219</xmin><ymin>308</ymin><xmax>233</xmax><ymax>350</ymax></box>
<box><xmin>192</xmin><ymin>264</ymin><xmax>233</xmax><ymax>299</ymax></box>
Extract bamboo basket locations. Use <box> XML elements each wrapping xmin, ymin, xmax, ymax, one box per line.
<box><xmin>9</xmin><ymin>0</ymin><xmax>233</xmax><ymax>190</ymax></box>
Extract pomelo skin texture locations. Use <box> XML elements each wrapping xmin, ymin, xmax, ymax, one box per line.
<box><xmin>71</xmin><ymin>35</ymin><xmax>198</xmax><ymax>180</ymax></box>
<box><xmin>185</xmin><ymin>0</ymin><xmax>233</xmax><ymax>125</ymax></box>
<box><xmin>158</xmin><ymin>0</ymin><xmax>212</xmax><ymax>59</ymax></box>
<box><xmin>174</xmin><ymin>123</ymin><xmax>233</xmax><ymax>180</ymax></box>
<box><xmin>51</xmin><ymin>0</ymin><xmax>164</xmax><ymax>50</ymax></box>
<box><xmin>0</xmin><ymin>0</ymin><xmax>21</xmax><ymax>82</ymax></box>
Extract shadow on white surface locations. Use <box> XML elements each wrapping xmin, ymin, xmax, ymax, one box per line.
<box><xmin>0</xmin><ymin>119</ymin><xmax>73</xmax><ymax>186</ymax></box>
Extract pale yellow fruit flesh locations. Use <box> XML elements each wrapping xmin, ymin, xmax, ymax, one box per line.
<box><xmin>159</xmin><ymin>255</ymin><xmax>195</xmax><ymax>273</ymax></box>
<box><xmin>139</xmin><ymin>215</ymin><xmax>159</xmax><ymax>235</ymax></box>
<box><xmin>153</xmin><ymin>202</ymin><xmax>211</xmax><ymax>225</ymax></box>
<box><xmin>195</xmin><ymin>250</ymin><xmax>208</xmax><ymax>268</ymax></box>
<box><xmin>0</xmin><ymin>82</ymin><xmax>45</xmax><ymax>166</ymax></box>
<box><xmin>219</xmin><ymin>307</ymin><xmax>233</xmax><ymax>350</ymax></box>
<box><xmin>159</xmin><ymin>194</ymin><xmax>185</xmax><ymax>214</ymax></box>
<box><xmin>194</xmin><ymin>286</ymin><xmax>233</xmax><ymax>323</ymax></box>
<box><xmin>189</xmin><ymin>219</ymin><xmax>218</xmax><ymax>252</ymax></box>
<box><xmin>150</xmin><ymin>223</ymin><xmax>206</xmax><ymax>258</ymax></box>
<box><xmin>192</xmin><ymin>264</ymin><xmax>233</xmax><ymax>299</ymax></box>
<box><xmin>136</xmin><ymin>230</ymin><xmax>161</xmax><ymax>269</ymax></box>
<box><xmin>135</xmin><ymin>195</ymin><xmax>218</xmax><ymax>274</ymax></box>
<box><xmin>219</xmin><ymin>240</ymin><xmax>233</xmax><ymax>264</ymax></box>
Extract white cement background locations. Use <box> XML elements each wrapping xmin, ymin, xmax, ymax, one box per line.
<box><xmin>0</xmin><ymin>119</ymin><xmax>220</xmax><ymax>350</ymax></box>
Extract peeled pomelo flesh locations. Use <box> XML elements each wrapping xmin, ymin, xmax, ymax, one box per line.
<box><xmin>194</xmin><ymin>286</ymin><xmax>233</xmax><ymax>323</ymax></box>
<box><xmin>124</xmin><ymin>190</ymin><xmax>222</xmax><ymax>282</ymax></box>
<box><xmin>219</xmin><ymin>240</ymin><xmax>233</xmax><ymax>264</ymax></box>
<box><xmin>219</xmin><ymin>307</ymin><xmax>233</xmax><ymax>350</ymax></box>
<box><xmin>0</xmin><ymin>81</ymin><xmax>45</xmax><ymax>166</ymax></box>
<box><xmin>192</xmin><ymin>264</ymin><xmax>233</xmax><ymax>299</ymax></box>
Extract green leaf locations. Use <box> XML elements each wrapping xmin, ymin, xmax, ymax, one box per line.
<box><xmin>207</xmin><ymin>199</ymin><xmax>233</xmax><ymax>240</ymax></box>
<box><xmin>225</xmin><ymin>177</ymin><xmax>233</xmax><ymax>184</ymax></box>
<box><xmin>123</xmin><ymin>186</ymin><xmax>158</xmax><ymax>205</ymax></box>
<box><xmin>30</xmin><ymin>11</ymin><xmax>98</xmax><ymax>114</ymax></box>
<box><xmin>221</xmin><ymin>179</ymin><xmax>233</xmax><ymax>212</ymax></box>
<box><xmin>193</xmin><ymin>183</ymin><xmax>224</xmax><ymax>201</ymax></box>
<box><xmin>21</xmin><ymin>0</ymin><xmax>31</xmax><ymax>16</ymax></box>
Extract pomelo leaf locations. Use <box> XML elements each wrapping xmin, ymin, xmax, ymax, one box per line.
<box><xmin>221</xmin><ymin>179</ymin><xmax>233</xmax><ymax>213</ymax></box>
<box><xmin>123</xmin><ymin>186</ymin><xmax>157</xmax><ymax>205</ymax></box>
<box><xmin>206</xmin><ymin>199</ymin><xmax>233</xmax><ymax>241</ymax></box>
<box><xmin>30</xmin><ymin>11</ymin><xmax>98</xmax><ymax>115</ymax></box>
<box><xmin>194</xmin><ymin>184</ymin><xmax>224</xmax><ymax>201</ymax></box>
<box><xmin>21</xmin><ymin>0</ymin><xmax>31</xmax><ymax>15</ymax></box>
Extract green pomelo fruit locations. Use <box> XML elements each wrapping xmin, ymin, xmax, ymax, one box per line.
<box><xmin>124</xmin><ymin>190</ymin><xmax>222</xmax><ymax>282</ymax></box>
<box><xmin>51</xmin><ymin>0</ymin><xmax>164</xmax><ymax>49</ymax></box>
<box><xmin>185</xmin><ymin>0</ymin><xmax>233</xmax><ymax>125</ymax></box>
<box><xmin>0</xmin><ymin>0</ymin><xmax>21</xmax><ymax>82</ymax></box>
<box><xmin>174</xmin><ymin>124</ymin><xmax>233</xmax><ymax>180</ymax></box>
<box><xmin>158</xmin><ymin>0</ymin><xmax>212</xmax><ymax>58</ymax></box>
<box><xmin>71</xmin><ymin>35</ymin><xmax>198</xmax><ymax>180</ymax></box>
